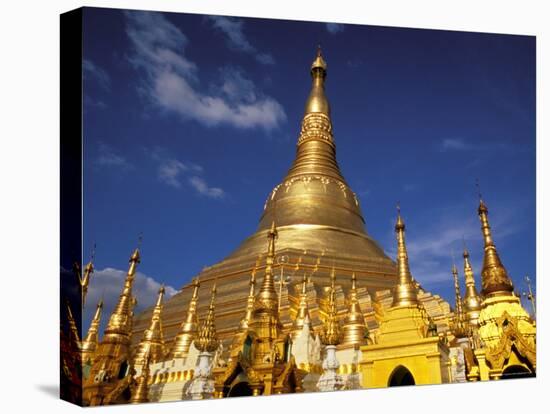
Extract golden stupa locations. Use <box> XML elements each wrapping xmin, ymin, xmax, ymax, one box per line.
<box><xmin>132</xmin><ymin>47</ymin><xmax>398</xmax><ymax>350</ymax></box>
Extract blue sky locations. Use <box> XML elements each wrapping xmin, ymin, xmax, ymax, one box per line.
<box><xmin>81</xmin><ymin>7</ymin><xmax>536</xmax><ymax>325</ymax></box>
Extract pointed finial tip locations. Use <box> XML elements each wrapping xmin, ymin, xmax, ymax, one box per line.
<box><xmin>395</xmin><ymin>202</ymin><xmax>405</xmax><ymax>230</ymax></box>
<box><xmin>311</xmin><ymin>45</ymin><xmax>327</xmax><ymax>72</ymax></box>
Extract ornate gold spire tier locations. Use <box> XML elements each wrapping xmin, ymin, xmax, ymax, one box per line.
<box><xmin>392</xmin><ymin>208</ymin><xmax>419</xmax><ymax>307</ymax></box>
<box><xmin>478</xmin><ymin>199</ymin><xmax>514</xmax><ymax>296</ymax></box>
<box><xmin>133</xmin><ymin>285</ymin><xmax>166</xmax><ymax>368</ymax></box>
<box><xmin>452</xmin><ymin>264</ymin><xmax>466</xmax><ymax>338</ymax></box>
<box><xmin>342</xmin><ymin>272</ymin><xmax>368</xmax><ymax>347</ymax></box>
<box><xmin>132</xmin><ymin>48</ymin><xmax>397</xmax><ymax>354</ymax></box>
<box><xmin>462</xmin><ymin>247</ymin><xmax>481</xmax><ymax>328</ymax></box>
<box><xmin>170</xmin><ymin>277</ymin><xmax>200</xmax><ymax>359</ymax></box>
<box><xmin>82</xmin><ymin>299</ymin><xmax>103</xmax><ymax>365</ymax></box>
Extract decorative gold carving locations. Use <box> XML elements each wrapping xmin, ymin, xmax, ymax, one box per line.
<box><xmin>485</xmin><ymin>312</ymin><xmax>536</xmax><ymax>370</ymax></box>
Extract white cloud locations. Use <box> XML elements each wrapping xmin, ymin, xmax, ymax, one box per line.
<box><xmin>439</xmin><ymin>138</ymin><xmax>473</xmax><ymax>152</ymax></box>
<box><xmin>189</xmin><ymin>176</ymin><xmax>225</xmax><ymax>199</ymax></box>
<box><xmin>158</xmin><ymin>159</ymin><xmax>188</xmax><ymax>188</ymax></box>
<box><xmin>83</xmin><ymin>59</ymin><xmax>111</xmax><ymax>90</ymax></box>
<box><xmin>149</xmin><ymin>147</ymin><xmax>224</xmax><ymax>198</ymax></box>
<box><xmin>438</xmin><ymin>137</ymin><xmax>513</xmax><ymax>153</ymax></box>
<box><xmin>83</xmin><ymin>267</ymin><xmax>177</xmax><ymax>332</ymax></box>
<box><xmin>326</xmin><ymin>23</ymin><xmax>345</xmax><ymax>34</ymax></box>
<box><xmin>124</xmin><ymin>11</ymin><xmax>285</xmax><ymax>130</ymax></box>
<box><xmin>207</xmin><ymin>16</ymin><xmax>275</xmax><ymax>65</ymax></box>
<box><xmin>96</xmin><ymin>143</ymin><xmax>131</xmax><ymax>169</ymax></box>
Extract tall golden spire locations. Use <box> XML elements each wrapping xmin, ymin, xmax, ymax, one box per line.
<box><xmin>66</xmin><ymin>300</ymin><xmax>81</xmax><ymax>346</ymax></box>
<box><xmin>134</xmin><ymin>285</ymin><xmax>166</xmax><ymax>367</ymax></box>
<box><xmin>321</xmin><ymin>268</ymin><xmax>341</xmax><ymax>346</ymax></box>
<box><xmin>452</xmin><ymin>263</ymin><xmax>466</xmax><ymax>338</ymax></box>
<box><xmin>220</xmin><ymin>46</ymin><xmax>392</xmax><ymax>265</ymax></box>
<box><xmin>130</xmin><ymin>351</ymin><xmax>150</xmax><ymax>404</ymax></box>
<box><xmin>255</xmin><ymin>221</ymin><xmax>279</xmax><ymax>312</ymax></box>
<box><xmin>392</xmin><ymin>206</ymin><xmax>419</xmax><ymax>307</ymax></box>
<box><xmin>81</xmin><ymin>246</ymin><xmax>95</xmax><ymax>307</ymax></box>
<box><xmin>239</xmin><ymin>257</ymin><xmax>260</xmax><ymax>331</ymax></box>
<box><xmin>81</xmin><ymin>298</ymin><xmax>103</xmax><ymax>363</ymax></box>
<box><xmin>462</xmin><ymin>245</ymin><xmax>481</xmax><ymax>328</ymax></box>
<box><xmin>291</xmin><ymin>273</ymin><xmax>312</xmax><ymax>339</ymax></box>
<box><xmin>477</xmin><ymin>196</ymin><xmax>514</xmax><ymax>296</ymax></box>
<box><xmin>171</xmin><ymin>277</ymin><xmax>201</xmax><ymax>359</ymax></box>
<box><xmin>304</xmin><ymin>45</ymin><xmax>329</xmax><ymax>116</ymax></box>
<box><xmin>104</xmin><ymin>248</ymin><xmax>140</xmax><ymax>337</ymax></box>
<box><xmin>284</xmin><ymin>46</ymin><xmax>342</xmax><ymax>182</ymax></box>
<box><xmin>196</xmin><ymin>283</ymin><xmax>219</xmax><ymax>353</ymax></box>
<box><xmin>342</xmin><ymin>272</ymin><xmax>369</xmax><ymax>346</ymax></box>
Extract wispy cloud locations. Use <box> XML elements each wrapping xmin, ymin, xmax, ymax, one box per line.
<box><xmin>438</xmin><ymin>137</ymin><xmax>514</xmax><ymax>153</ymax></box>
<box><xmin>96</xmin><ymin>143</ymin><xmax>132</xmax><ymax>170</ymax></box>
<box><xmin>326</xmin><ymin>23</ymin><xmax>345</xmax><ymax>34</ymax></box>
<box><xmin>83</xmin><ymin>267</ymin><xmax>177</xmax><ymax>333</ymax></box>
<box><xmin>207</xmin><ymin>16</ymin><xmax>275</xmax><ymax>65</ymax></box>
<box><xmin>189</xmin><ymin>176</ymin><xmax>225</xmax><ymax>199</ymax></box>
<box><xmin>149</xmin><ymin>147</ymin><xmax>225</xmax><ymax>199</ymax></box>
<box><xmin>83</xmin><ymin>59</ymin><xmax>111</xmax><ymax>91</ymax></box>
<box><xmin>124</xmin><ymin>11</ymin><xmax>285</xmax><ymax>130</ymax></box>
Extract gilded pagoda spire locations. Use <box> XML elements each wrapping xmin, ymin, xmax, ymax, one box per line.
<box><xmin>130</xmin><ymin>351</ymin><xmax>150</xmax><ymax>404</ymax></box>
<box><xmin>81</xmin><ymin>298</ymin><xmax>103</xmax><ymax>363</ymax></box>
<box><xmin>239</xmin><ymin>258</ymin><xmax>260</xmax><ymax>331</ymax></box>
<box><xmin>134</xmin><ymin>285</ymin><xmax>166</xmax><ymax>368</ymax></box>
<box><xmin>452</xmin><ymin>263</ymin><xmax>467</xmax><ymax>338</ymax></box>
<box><xmin>171</xmin><ymin>277</ymin><xmax>200</xmax><ymax>359</ymax></box>
<box><xmin>462</xmin><ymin>245</ymin><xmax>481</xmax><ymax>328</ymax></box>
<box><xmin>285</xmin><ymin>46</ymin><xmax>342</xmax><ymax>182</ymax></box>
<box><xmin>255</xmin><ymin>221</ymin><xmax>279</xmax><ymax>312</ymax></box>
<box><xmin>104</xmin><ymin>248</ymin><xmax>140</xmax><ymax>337</ymax></box>
<box><xmin>65</xmin><ymin>300</ymin><xmax>81</xmax><ymax>346</ymax></box>
<box><xmin>342</xmin><ymin>272</ymin><xmax>369</xmax><ymax>347</ymax></box>
<box><xmin>291</xmin><ymin>272</ymin><xmax>312</xmax><ymax>339</ymax></box>
<box><xmin>392</xmin><ymin>206</ymin><xmax>419</xmax><ymax>307</ymax></box>
<box><xmin>477</xmin><ymin>196</ymin><xmax>514</xmax><ymax>296</ymax></box>
<box><xmin>80</xmin><ymin>246</ymin><xmax>95</xmax><ymax>307</ymax></box>
<box><xmin>321</xmin><ymin>268</ymin><xmax>341</xmax><ymax>346</ymax></box>
<box><xmin>196</xmin><ymin>283</ymin><xmax>219</xmax><ymax>353</ymax></box>
<box><xmin>317</xmin><ymin>267</ymin><xmax>345</xmax><ymax>391</ymax></box>
<box><xmin>304</xmin><ymin>45</ymin><xmax>329</xmax><ymax>116</ymax></box>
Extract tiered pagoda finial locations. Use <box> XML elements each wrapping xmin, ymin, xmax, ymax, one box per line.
<box><xmin>196</xmin><ymin>283</ymin><xmax>219</xmax><ymax>353</ymax></box>
<box><xmin>66</xmin><ymin>300</ymin><xmax>81</xmax><ymax>346</ymax></box>
<box><xmin>452</xmin><ymin>262</ymin><xmax>467</xmax><ymax>338</ymax></box>
<box><xmin>81</xmin><ymin>244</ymin><xmax>95</xmax><ymax>307</ymax></box>
<box><xmin>81</xmin><ymin>298</ymin><xmax>103</xmax><ymax>364</ymax></box>
<box><xmin>477</xmin><ymin>194</ymin><xmax>514</xmax><ymax>296</ymax></box>
<box><xmin>255</xmin><ymin>221</ymin><xmax>279</xmax><ymax>312</ymax></box>
<box><xmin>342</xmin><ymin>272</ymin><xmax>369</xmax><ymax>347</ymax></box>
<box><xmin>291</xmin><ymin>272</ymin><xmax>312</xmax><ymax>339</ymax></box>
<box><xmin>130</xmin><ymin>351</ymin><xmax>150</xmax><ymax>404</ymax></box>
<box><xmin>239</xmin><ymin>257</ymin><xmax>260</xmax><ymax>331</ymax></box>
<box><xmin>392</xmin><ymin>205</ymin><xmax>419</xmax><ymax>307</ymax></box>
<box><xmin>462</xmin><ymin>243</ymin><xmax>481</xmax><ymax>328</ymax></box>
<box><xmin>134</xmin><ymin>285</ymin><xmax>166</xmax><ymax>368</ymax></box>
<box><xmin>171</xmin><ymin>277</ymin><xmax>201</xmax><ymax>359</ymax></box>
<box><xmin>104</xmin><ymin>248</ymin><xmax>140</xmax><ymax>337</ymax></box>
<box><xmin>321</xmin><ymin>268</ymin><xmax>341</xmax><ymax>346</ymax></box>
